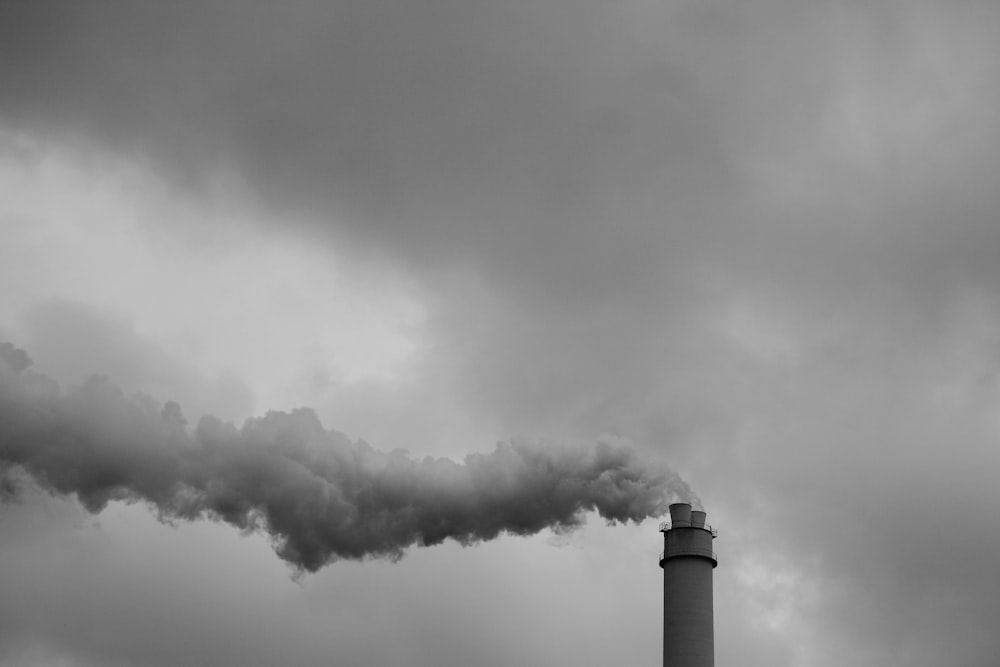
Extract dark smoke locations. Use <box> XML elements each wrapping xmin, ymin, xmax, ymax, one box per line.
<box><xmin>0</xmin><ymin>342</ymin><xmax>692</xmax><ymax>571</ymax></box>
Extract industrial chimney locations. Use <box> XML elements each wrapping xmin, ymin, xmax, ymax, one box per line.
<box><xmin>660</xmin><ymin>503</ymin><xmax>717</xmax><ymax>667</ymax></box>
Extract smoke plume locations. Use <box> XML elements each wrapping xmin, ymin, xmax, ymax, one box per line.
<box><xmin>0</xmin><ymin>342</ymin><xmax>691</xmax><ymax>571</ymax></box>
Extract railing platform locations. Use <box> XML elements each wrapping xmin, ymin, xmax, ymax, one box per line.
<box><xmin>659</xmin><ymin>521</ymin><xmax>718</xmax><ymax>537</ymax></box>
<box><xmin>659</xmin><ymin>548</ymin><xmax>718</xmax><ymax>565</ymax></box>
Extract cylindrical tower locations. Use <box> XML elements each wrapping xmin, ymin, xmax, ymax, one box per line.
<box><xmin>660</xmin><ymin>502</ymin><xmax>717</xmax><ymax>667</ymax></box>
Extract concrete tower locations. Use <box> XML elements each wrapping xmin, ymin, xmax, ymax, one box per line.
<box><xmin>660</xmin><ymin>502</ymin><xmax>717</xmax><ymax>667</ymax></box>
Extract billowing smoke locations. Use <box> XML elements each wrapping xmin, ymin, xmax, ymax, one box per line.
<box><xmin>0</xmin><ymin>342</ymin><xmax>692</xmax><ymax>571</ymax></box>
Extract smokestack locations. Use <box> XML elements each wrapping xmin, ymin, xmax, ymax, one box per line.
<box><xmin>660</xmin><ymin>502</ymin><xmax>717</xmax><ymax>667</ymax></box>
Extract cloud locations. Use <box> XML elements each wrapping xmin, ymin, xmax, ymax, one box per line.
<box><xmin>5</xmin><ymin>2</ymin><xmax>1000</xmax><ymax>665</ymax></box>
<box><xmin>6</xmin><ymin>2</ymin><xmax>1000</xmax><ymax>440</ymax></box>
<box><xmin>16</xmin><ymin>300</ymin><xmax>255</xmax><ymax>423</ymax></box>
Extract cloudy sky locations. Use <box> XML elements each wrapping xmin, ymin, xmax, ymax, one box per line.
<box><xmin>2</xmin><ymin>1</ymin><xmax>1000</xmax><ymax>665</ymax></box>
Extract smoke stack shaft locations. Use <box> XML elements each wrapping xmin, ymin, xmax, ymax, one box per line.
<box><xmin>660</xmin><ymin>503</ymin><xmax>717</xmax><ymax>667</ymax></box>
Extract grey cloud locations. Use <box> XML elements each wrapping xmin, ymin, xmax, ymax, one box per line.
<box><xmin>4</xmin><ymin>1</ymin><xmax>1000</xmax><ymax>306</ymax></box>
<box><xmin>692</xmin><ymin>324</ymin><xmax>1000</xmax><ymax>667</ymax></box>
<box><xmin>0</xmin><ymin>343</ymin><xmax>29</xmax><ymax>375</ymax></box>
<box><xmin>17</xmin><ymin>300</ymin><xmax>255</xmax><ymax>423</ymax></box>
<box><xmin>6</xmin><ymin>2</ymin><xmax>1000</xmax><ymax>665</ymax></box>
<box><xmin>0</xmin><ymin>0</ymin><xmax>728</xmax><ymax>276</ymax></box>
<box><xmin>0</xmin><ymin>343</ymin><xmax>690</xmax><ymax>571</ymax></box>
<box><xmin>8</xmin><ymin>2</ymin><xmax>1000</xmax><ymax>435</ymax></box>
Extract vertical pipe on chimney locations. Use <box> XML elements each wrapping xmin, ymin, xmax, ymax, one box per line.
<box><xmin>660</xmin><ymin>503</ymin><xmax>717</xmax><ymax>667</ymax></box>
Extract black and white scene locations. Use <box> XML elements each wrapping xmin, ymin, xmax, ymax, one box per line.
<box><xmin>2</xmin><ymin>2</ymin><xmax>999</xmax><ymax>666</ymax></box>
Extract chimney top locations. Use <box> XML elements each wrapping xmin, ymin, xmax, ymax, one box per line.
<box><xmin>668</xmin><ymin>503</ymin><xmax>692</xmax><ymax>527</ymax></box>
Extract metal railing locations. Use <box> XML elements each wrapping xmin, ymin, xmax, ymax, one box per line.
<box><xmin>659</xmin><ymin>548</ymin><xmax>717</xmax><ymax>562</ymax></box>
<box><xmin>659</xmin><ymin>521</ymin><xmax>718</xmax><ymax>537</ymax></box>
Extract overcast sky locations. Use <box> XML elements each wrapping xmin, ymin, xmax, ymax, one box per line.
<box><xmin>2</xmin><ymin>1</ymin><xmax>1000</xmax><ymax>666</ymax></box>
